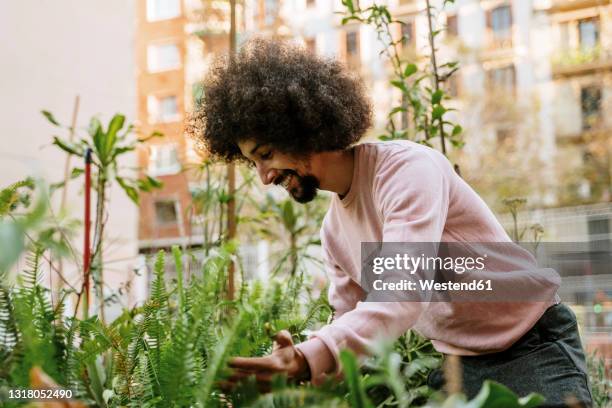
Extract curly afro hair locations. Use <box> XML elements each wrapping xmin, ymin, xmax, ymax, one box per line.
<box><xmin>190</xmin><ymin>38</ymin><xmax>373</xmax><ymax>162</ymax></box>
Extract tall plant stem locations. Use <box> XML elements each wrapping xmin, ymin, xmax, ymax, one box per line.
<box><xmin>425</xmin><ymin>0</ymin><xmax>446</xmax><ymax>156</ymax></box>
<box><xmin>226</xmin><ymin>0</ymin><xmax>238</xmax><ymax>300</ymax></box>
<box><xmin>57</xmin><ymin>96</ymin><xmax>80</xmax><ymax>306</ymax></box>
<box><xmin>290</xmin><ymin>233</ymin><xmax>297</xmax><ymax>277</ymax></box>
<box><xmin>91</xmin><ymin>168</ymin><xmax>107</xmax><ymax>322</ymax></box>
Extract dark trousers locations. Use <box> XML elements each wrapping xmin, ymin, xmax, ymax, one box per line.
<box><xmin>427</xmin><ymin>303</ymin><xmax>593</xmax><ymax>407</ymax></box>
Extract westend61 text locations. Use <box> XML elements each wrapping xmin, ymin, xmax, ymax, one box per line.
<box><xmin>372</xmin><ymin>279</ymin><xmax>493</xmax><ymax>292</ymax></box>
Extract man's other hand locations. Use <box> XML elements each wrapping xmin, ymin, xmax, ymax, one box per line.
<box><xmin>225</xmin><ymin>330</ymin><xmax>310</xmax><ymax>392</ymax></box>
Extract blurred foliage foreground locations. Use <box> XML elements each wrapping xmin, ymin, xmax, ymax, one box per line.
<box><xmin>0</xmin><ymin>179</ymin><xmax>552</xmax><ymax>408</ymax></box>
<box><xmin>0</xmin><ymin>238</ymin><xmax>547</xmax><ymax>407</ymax></box>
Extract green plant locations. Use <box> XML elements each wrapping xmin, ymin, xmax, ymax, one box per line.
<box><xmin>248</xmin><ymin>194</ymin><xmax>326</xmax><ymax>278</ymax></box>
<box><xmin>587</xmin><ymin>352</ymin><xmax>611</xmax><ymax>408</ymax></box>
<box><xmin>341</xmin><ymin>0</ymin><xmax>463</xmax><ymax>156</ymax></box>
<box><xmin>0</xmin><ymin>242</ymin><xmax>548</xmax><ymax>407</ymax></box>
<box><xmin>44</xmin><ymin>111</ymin><xmax>163</xmax><ymax>320</ymax></box>
<box><xmin>501</xmin><ymin>198</ymin><xmax>544</xmax><ymax>246</ymax></box>
<box><xmin>0</xmin><ymin>179</ymin><xmax>74</xmax><ymax>279</ymax></box>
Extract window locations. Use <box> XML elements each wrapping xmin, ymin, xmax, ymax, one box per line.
<box><xmin>447</xmin><ymin>14</ymin><xmax>458</xmax><ymax>37</ymax></box>
<box><xmin>488</xmin><ymin>65</ymin><xmax>516</xmax><ymax>93</ymax></box>
<box><xmin>154</xmin><ymin>200</ymin><xmax>178</xmax><ymax>225</ymax></box>
<box><xmin>488</xmin><ymin>5</ymin><xmax>512</xmax><ymax>42</ymax></box>
<box><xmin>346</xmin><ymin>30</ymin><xmax>360</xmax><ymax>68</ymax></box>
<box><xmin>147</xmin><ymin>95</ymin><xmax>179</xmax><ymax>123</ymax></box>
<box><xmin>146</xmin><ymin>0</ymin><xmax>180</xmax><ymax>21</ymax></box>
<box><xmin>149</xmin><ymin>144</ymin><xmax>181</xmax><ymax>176</ymax></box>
<box><xmin>401</xmin><ymin>21</ymin><xmax>414</xmax><ymax>47</ymax></box>
<box><xmin>588</xmin><ymin>217</ymin><xmax>610</xmax><ymax>255</ymax></box>
<box><xmin>346</xmin><ymin>31</ymin><xmax>359</xmax><ymax>56</ymax></box>
<box><xmin>147</xmin><ymin>43</ymin><xmax>180</xmax><ymax>72</ymax></box>
<box><xmin>581</xmin><ymin>86</ymin><xmax>602</xmax><ymax>130</ymax></box>
<box><xmin>578</xmin><ymin>18</ymin><xmax>599</xmax><ymax>50</ymax></box>
<box><xmin>496</xmin><ymin>127</ymin><xmax>515</xmax><ymax>146</ymax></box>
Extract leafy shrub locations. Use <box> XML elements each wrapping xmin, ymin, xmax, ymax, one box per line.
<box><xmin>0</xmin><ymin>245</ymin><xmax>546</xmax><ymax>407</ymax></box>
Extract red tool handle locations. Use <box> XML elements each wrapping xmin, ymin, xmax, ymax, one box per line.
<box><xmin>83</xmin><ymin>148</ymin><xmax>92</xmax><ymax>311</ymax></box>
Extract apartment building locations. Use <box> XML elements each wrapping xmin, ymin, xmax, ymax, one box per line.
<box><xmin>136</xmin><ymin>0</ymin><xmax>191</xmax><ymax>251</ymax></box>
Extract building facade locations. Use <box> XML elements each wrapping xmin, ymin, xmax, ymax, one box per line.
<box><xmin>0</xmin><ymin>0</ymin><xmax>139</xmax><ymax>321</ymax></box>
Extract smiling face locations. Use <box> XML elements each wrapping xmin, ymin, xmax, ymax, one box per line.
<box><xmin>238</xmin><ymin>139</ymin><xmax>320</xmax><ymax>203</ymax></box>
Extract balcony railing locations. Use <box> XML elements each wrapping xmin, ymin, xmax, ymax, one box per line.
<box><xmin>552</xmin><ymin>45</ymin><xmax>612</xmax><ymax>76</ymax></box>
<box><xmin>549</xmin><ymin>0</ymin><xmax>611</xmax><ymax>13</ymax></box>
<box><xmin>482</xmin><ymin>29</ymin><xmax>513</xmax><ymax>52</ymax></box>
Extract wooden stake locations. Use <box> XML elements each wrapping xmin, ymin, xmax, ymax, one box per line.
<box><xmin>226</xmin><ymin>0</ymin><xmax>238</xmax><ymax>300</ymax></box>
<box><xmin>443</xmin><ymin>354</ymin><xmax>463</xmax><ymax>395</ymax></box>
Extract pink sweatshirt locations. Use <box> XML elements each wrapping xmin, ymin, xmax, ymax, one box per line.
<box><xmin>295</xmin><ymin>140</ymin><xmax>558</xmax><ymax>384</ymax></box>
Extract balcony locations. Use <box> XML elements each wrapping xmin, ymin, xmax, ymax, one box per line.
<box><xmin>552</xmin><ymin>45</ymin><xmax>612</xmax><ymax>77</ymax></box>
<box><xmin>549</xmin><ymin>0</ymin><xmax>611</xmax><ymax>13</ymax></box>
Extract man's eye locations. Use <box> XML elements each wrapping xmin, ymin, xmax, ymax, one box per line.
<box><xmin>260</xmin><ymin>151</ymin><xmax>272</xmax><ymax>160</ymax></box>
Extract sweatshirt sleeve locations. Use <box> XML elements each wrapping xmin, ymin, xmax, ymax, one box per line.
<box><xmin>296</xmin><ymin>147</ymin><xmax>451</xmax><ymax>383</ymax></box>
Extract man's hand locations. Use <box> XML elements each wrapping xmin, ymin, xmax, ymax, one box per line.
<box><xmin>226</xmin><ymin>330</ymin><xmax>310</xmax><ymax>392</ymax></box>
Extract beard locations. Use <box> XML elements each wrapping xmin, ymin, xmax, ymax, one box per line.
<box><xmin>276</xmin><ymin>170</ymin><xmax>319</xmax><ymax>203</ymax></box>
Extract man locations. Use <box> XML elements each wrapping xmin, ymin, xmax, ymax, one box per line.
<box><xmin>194</xmin><ymin>39</ymin><xmax>592</xmax><ymax>406</ymax></box>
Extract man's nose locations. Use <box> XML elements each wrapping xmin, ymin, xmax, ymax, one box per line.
<box><xmin>256</xmin><ymin>163</ymin><xmax>277</xmax><ymax>185</ymax></box>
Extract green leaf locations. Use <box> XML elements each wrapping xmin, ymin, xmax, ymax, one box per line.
<box><xmin>390</xmin><ymin>80</ymin><xmax>407</xmax><ymax>92</ymax></box>
<box><xmin>111</xmin><ymin>145</ymin><xmax>135</xmax><ymax>161</ymax></box>
<box><xmin>116</xmin><ymin>176</ymin><xmax>139</xmax><ymax>204</ymax></box>
<box><xmin>452</xmin><ymin>124</ymin><xmax>463</xmax><ymax>136</ymax></box>
<box><xmin>90</xmin><ymin>118</ymin><xmax>106</xmax><ymax>163</ymax></box>
<box><xmin>70</xmin><ymin>167</ymin><xmax>84</xmax><ymax>178</ymax></box>
<box><xmin>105</xmin><ymin>114</ymin><xmax>125</xmax><ymax>159</ymax></box>
<box><xmin>172</xmin><ymin>245</ymin><xmax>185</xmax><ymax>314</ymax></box>
<box><xmin>52</xmin><ymin>137</ymin><xmax>84</xmax><ymax>157</ymax></box>
<box><xmin>431</xmin><ymin>89</ymin><xmax>444</xmax><ymax>105</ymax></box>
<box><xmin>137</xmin><ymin>175</ymin><xmax>163</xmax><ymax>192</ymax></box>
<box><xmin>432</xmin><ymin>105</ymin><xmax>446</xmax><ymax>120</ymax></box>
<box><xmin>451</xmin><ymin>138</ymin><xmax>465</xmax><ymax>148</ymax></box>
<box><xmin>282</xmin><ymin>200</ymin><xmax>296</xmax><ymax>230</ymax></box>
<box><xmin>197</xmin><ymin>310</ymin><xmax>247</xmax><ymax>406</ymax></box>
<box><xmin>0</xmin><ymin>221</ymin><xmax>25</xmax><ymax>273</ymax></box>
<box><xmin>41</xmin><ymin>110</ymin><xmax>60</xmax><ymax>126</ymax></box>
<box><xmin>344</xmin><ymin>0</ymin><xmax>355</xmax><ymax>13</ymax></box>
<box><xmin>138</xmin><ymin>130</ymin><xmax>164</xmax><ymax>143</ymax></box>
<box><xmin>465</xmin><ymin>380</ymin><xmax>545</xmax><ymax>408</ymax></box>
<box><xmin>340</xmin><ymin>350</ymin><xmax>373</xmax><ymax>408</ymax></box>
<box><xmin>88</xmin><ymin>117</ymin><xmax>102</xmax><ymax>138</ymax></box>
<box><xmin>389</xmin><ymin>106</ymin><xmax>407</xmax><ymax>116</ymax></box>
<box><xmin>342</xmin><ymin>16</ymin><xmax>360</xmax><ymax>25</ymax></box>
<box><xmin>404</xmin><ymin>63</ymin><xmax>418</xmax><ymax>77</ymax></box>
